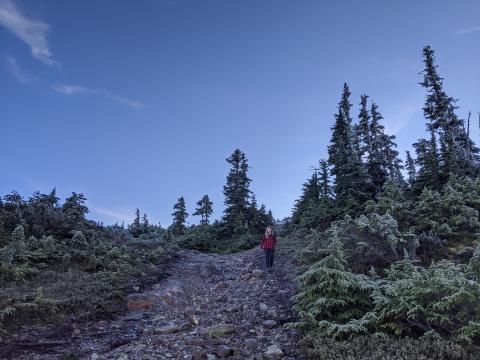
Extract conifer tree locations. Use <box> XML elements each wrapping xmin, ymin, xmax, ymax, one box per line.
<box><xmin>128</xmin><ymin>208</ymin><xmax>142</xmax><ymax>237</ymax></box>
<box><xmin>420</xmin><ymin>46</ymin><xmax>479</xmax><ymax>179</ymax></box>
<box><xmin>328</xmin><ymin>83</ymin><xmax>370</xmax><ymax>211</ymax></box>
<box><xmin>356</xmin><ymin>94</ymin><xmax>371</xmax><ymax>160</ymax></box>
<box><xmin>193</xmin><ymin>195</ymin><xmax>213</xmax><ymax>224</ymax></box>
<box><xmin>319</xmin><ymin>159</ymin><xmax>333</xmax><ymax>199</ymax></box>
<box><xmin>141</xmin><ymin>213</ymin><xmax>149</xmax><ymax>233</ymax></box>
<box><xmin>222</xmin><ymin>149</ymin><xmax>252</xmax><ymax>233</ymax></box>
<box><xmin>413</xmin><ymin>130</ymin><xmax>441</xmax><ymax>191</ymax></box>
<box><xmin>405</xmin><ymin>150</ymin><xmax>417</xmax><ymax>187</ymax></box>
<box><xmin>171</xmin><ymin>196</ymin><xmax>188</xmax><ymax>235</ymax></box>
<box><xmin>294</xmin><ymin>238</ymin><xmax>374</xmax><ymax>337</ymax></box>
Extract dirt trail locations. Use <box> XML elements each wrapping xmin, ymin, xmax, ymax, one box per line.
<box><xmin>1</xmin><ymin>247</ymin><xmax>305</xmax><ymax>360</ymax></box>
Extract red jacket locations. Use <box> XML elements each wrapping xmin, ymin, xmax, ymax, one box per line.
<box><xmin>261</xmin><ymin>234</ymin><xmax>277</xmax><ymax>249</ymax></box>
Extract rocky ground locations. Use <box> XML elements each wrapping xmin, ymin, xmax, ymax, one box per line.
<box><xmin>0</xmin><ymin>247</ymin><xmax>306</xmax><ymax>360</ymax></box>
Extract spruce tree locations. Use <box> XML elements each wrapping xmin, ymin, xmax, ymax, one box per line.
<box><xmin>128</xmin><ymin>208</ymin><xmax>142</xmax><ymax>237</ymax></box>
<box><xmin>193</xmin><ymin>195</ymin><xmax>213</xmax><ymax>224</ymax></box>
<box><xmin>141</xmin><ymin>213</ymin><xmax>149</xmax><ymax>233</ymax></box>
<box><xmin>294</xmin><ymin>238</ymin><xmax>374</xmax><ymax>337</ymax></box>
<box><xmin>356</xmin><ymin>94</ymin><xmax>371</xmax><ymax>160</ymax></box>
<box><xmin>319</xmin><ymin>159</ymin><xmax>333</xmax><ymax>199</ymax></box>
<box><xmin>413</xmin><ymin>130</ymin><xmax>441</xmax><ymax>192</ymax></box>
<box><xmin>328</xmin><ymin>83</ymin><xmax>370</xmax><ymax>211</ymax></box>
<box><xmin>222</xmin><ymin>149</ymin><xmax>252</xmax><ymax>234</ymax></box>
<box><xmin>171</xmin><ymin>197</ymin><xmax>188</xmax><ymax>235</ymax></box>
<box><xmin>420</xmin><ymin>46</ymin><xmax>479</xmax><ymax>179</ymax></box>
<box><xmin>405</xmin><ymin>150</ymin><xmax>417</xmax><ymax>187</ymax></box>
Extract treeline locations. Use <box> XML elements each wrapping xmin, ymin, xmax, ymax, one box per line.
<box><xmin>0</xmin><ymin>190</ymin><xmax>173</xmax><ymax>335</ymax></box>
<box><xmin>126</xmin><ymin>148</ymin><xmax>275</xmax><ymax>252</ymax></box>
<box><xmin>287</xmin><ymin>46</ymin><xmax>480</xmax><ymax>358</ymax></box>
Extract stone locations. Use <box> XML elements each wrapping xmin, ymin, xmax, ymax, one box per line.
<box><xmin>155</xmin><ymin>322</ymin><xmax>181</xmax><ymax>334</ymax></box>
<box><xmin>250</xmin><ymin>270</ymin><xmax>264</xmax><ymax>279</ymax></box>
<box><xmin>206</xmin><ymin>355</ymin><xmax>217</xmax><ymax>360</ymax></box>
<box><xmin>262</xmin><ymin>320</ymin><xmax>277</xmax><ymax>329</ymax></box>
<box><xmin>184</xmin><ymin>307</ymin><xmax>199</xmax><ymax>325</ymax></box>
<box><xmin>91</xmin><ymin>353</ymin><xmax>99</xmax><ymax>360</ymax></box>
<box><xmin>202</xmin><ymin>323</ymin><xmax>236</xmax><ymax>337</ymax></box>
<box><xmin>264</xmin><ymin>344</ymin><xmax>283</xmax><ymax>359</ymax></box>
<box><xmin>245</xmin><ymin>338</ymin><xmax>258</xmax><ymax>349</ymax></box>
<box><xmin>213</xmin><ymin>281</ymin><xmax>230</xmax><ymax>290</ymax></box>
<box><xmin>259</xmin><ymin>303</ymin><xmax>268</xmax><ymax>312</ymax></box>
<box><xmin>71</xmin><ymin>328</ymin><xmax>81</xmax><ymax>338</ymax></box>
<box><xmin>215</xmin><ymin>344</ymin><xmax>234</xmax><ymax>357</ymax></box>
<box><xmin>126</xmin><ymin>294</ymin><xmax>154</xmax><ymax>310</ymax></box>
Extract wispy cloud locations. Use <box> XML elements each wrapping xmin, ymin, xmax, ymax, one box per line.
<box><xmin>0</xmin><ymin>0</ymin><xmax>59</xmax><ymax>67</ymax></box>
<box><xmin>3</xmin><ymin>53</ymin><xmax>37</xmax><ymax>84</ymax></box>
<box><xmin>383</xmin><ymin>102</ymin><xmax>422</xmax><ymax>136</ymax></box>
<box><xmin>52</xmin><ymin>83</ymin><xmax>145</xmax><ymax>110</ymax></box>
<box><xmin>450</xmin><ymin>26</ymin><xmax>480</xmax><ymax>37</ymax></box>
<box><xmin>90</xmin><ymin>205</ymin><xmax>134</xmax><ymax>225</ymax></box>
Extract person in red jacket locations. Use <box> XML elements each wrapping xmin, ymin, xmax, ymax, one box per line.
<box><xmin>260</xmin><ymin>225</ymin><xmax>277</xmax><ymax>271</ymax></box>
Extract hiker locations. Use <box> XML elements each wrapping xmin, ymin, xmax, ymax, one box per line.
<box><xmin>260</xmin><ymin>225</ymin><xmax>277</xmax><ymax>271</ymax></box>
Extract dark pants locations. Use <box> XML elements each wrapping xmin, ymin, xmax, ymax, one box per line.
<box><xmin>264</xmin><ymin>248</ymin><xmax>275</xmax><ymax>268</ymax></box>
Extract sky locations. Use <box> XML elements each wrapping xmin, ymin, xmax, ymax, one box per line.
<box><xmin>1</xmin><ymin>0</ymin><xmax>479</xmax><ymax>226</ymax></box>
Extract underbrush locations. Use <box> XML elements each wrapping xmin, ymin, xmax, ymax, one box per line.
<box><xmin>0</xmin><ymin>227</ymin><xmax>175</xmax><ymax>335</ymax></box>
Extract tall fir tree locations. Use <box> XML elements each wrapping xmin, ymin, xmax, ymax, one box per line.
<box><xmin>356</xmin><ymin>94</ymin><xmax>371</xmax><ymax>160</ymax></box>
<box><xmin>405</xmin><ymin>150</ymin><xmax>417</xmax><ymax>187</ymax></box>
<box><xmin>328</xmin><ymin>83</ymin><xmax>370</xmax><ymax>211</ymax></box>
<box><xmin>193</xmin><ymin>195</ymin><xmax>213</xmax><ymax>224</ymax></box>
<box><xmin>171</xmin><ymin>197</ymin><xmax>188</xmax><ymax>235</ymax></box>
<box><xmin>319</xmin><ymin>159</ymin><xmax>333</xmax><ymax>199</ymax></box>
<box><xmin>222</xmin><ymin>149</ymin><xmax>252</xmax><ymax>234</ymax></box>
<box><xmin>420</xmin><ymin>46</ymin><xmax>479</xmax><ymax>180</ymax></box>
<box><xmin>413</xmin><ymin>130</ymin><xmax>441</xmax><ymax>192</ymax></box>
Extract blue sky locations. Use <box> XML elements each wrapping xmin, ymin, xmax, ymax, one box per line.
<box><xmin>1</xmin><ymin>0</ymin><xmax>479</xmax><ymax>226</ymax></box>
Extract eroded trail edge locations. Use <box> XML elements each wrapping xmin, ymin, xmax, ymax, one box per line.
<box><xmin>5</xmin><ymin>248</ymin><xmax>305</xmax><ymax>360</ymax></box>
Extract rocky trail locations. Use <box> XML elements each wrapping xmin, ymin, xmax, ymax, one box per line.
<box><xmin>1</xmin><ymin>247</ymin><xmax>306</xmax><ymax>360</ymax></box>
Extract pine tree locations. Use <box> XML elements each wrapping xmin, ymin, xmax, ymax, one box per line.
<box><xmin>413</xmin><ymin>130</ymin><xmax>441</xmax><ymax>192</ymax></box>
<box><xmin>420</xmin><ymin>46</ymin><xmax>479</xmax><ymax>179</ymax></box>
<box><xmin>193</xmin><ymin>195</ymin><xmax>213</xmax><ymax>224</ymax></box>
<box><xmin>294</xmin><ymin>238</ymin><xmax>374</xmax><ymax>338</ymax></box>
<box><xmin>328</xmin><ymin>83</ymin><xmax>370</xmax><ymax>211</ymax></box>
<box><xmin>128</xmin><ymin>208</ymin><xmax>142</xmax><ymax>237</ymax></box>
<box><xmin>356</xmin><ymin>94</ymin><xmax>371</xmax><ymax>160</ymax></box>
<box><xmin>222</xmin><ymin>149</ymin><xmax>252</xmax><ymax>234</ymax></box>
<box><xmin>141</xmin><ymin>213</ymin><xmax>149</xmax><ymax>233</ymax></box>
<box><xmin>171</xmin><ymin>196</ymin><xmax>188</xmax><ymax>235</ymax></box>
<box><xmin>292</xmin><ymin>171</ymin><xmax>320</xmax><ymax>224</ymax></box>
<box><xmin>405</xmin><ymin>150</ymin><xmax>416</xmax><ymax>187</ymax></box>
<box><xmin>319</xmin><ymin>159</ymin><xmax>333</xmax><ymax>199</ymax></box>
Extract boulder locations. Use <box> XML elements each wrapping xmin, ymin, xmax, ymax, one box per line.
<box><xmin>262</xmin><ymin>320</ymin><xmax>277</xmax><ymax>329</ymax></box>
<box><xmin>202</xmin><ymin>323</ymin><xmax>236</xmax><ymax>337</ymax></box>
<box><xmin>126</xmin><ymin>294</ymin><xmax>154</xmax><ymax>310</ymax></box>
<box><xmin>264</xmin><ymin>344</ymin><xmax>284</xmax><ymax>359</ymax></box>
<box><xmin>216</xmin><ymin>344</ymin><xmax>234</xmax><ymax>358</ymax></box>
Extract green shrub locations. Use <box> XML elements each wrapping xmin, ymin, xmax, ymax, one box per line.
<box><xmin>300</xmin><ymin>333</ymin><xmax>480</xmax><ymax>360</ymax></box>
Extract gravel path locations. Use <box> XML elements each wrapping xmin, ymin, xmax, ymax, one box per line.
<box><xmin>1</xmin><ymin>247</ymin><xmax>305</xmax><ymax>360</ymax></box>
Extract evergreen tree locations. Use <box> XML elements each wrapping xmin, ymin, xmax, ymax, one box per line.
<box><xmin>128</xmin><ymin>208</ymin><xmax>142</xmax><ymax>237</ymax></box>
<box><xmin>292</xmin><ymin>171</ymin><xmax>320</xmax><ymax>224</ymax></box>
<box><xmin>356</xmin><ymin>94</ymin><xmax>371</xmax><ymax>160</ymax></box>
<box><xmin>222</xmin><ymin>149</ymin><xmax>252</xmax><ymax>234</ymax></box>
<box><xmin>141</xmin><ymin>213</ymin><xmax>149</xmax><ymax>233</ymax></box>
<box><xmin>193</xmin><ymin>195</ymin><xmax>213</xmax><ymax>224</ymax></box>
<box><xmin>171</xmin><ymin>196</ymin><xmax>188</xmax><ymax>235</ymax></box>
<box><xmin>294</xmin><ymin>238</ymin><xmax>374</xmax><ymax>338</ymax></box>
<box><xmin>328</xmin><ymin>83</ymin><xmax>370</xmax><ymax>211</ymax></box>
<box><xmin>319</xmin><ymin>159</ymin><xmax>333</xmax><ymax>199</ymax></box>
<box><xmin>420</xmin><ymin>46</ymin><xmax>479</xmax><ymax>179</ymax></box>
<box><xmin>413</xmin><ymin>130</ymin><xmax>441</xmax><ymax>192</ymax></box>
<box><xmin>405</xmin><ymin>150</ymin><xmax>416</xmax><ymax>187</ymax></box>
